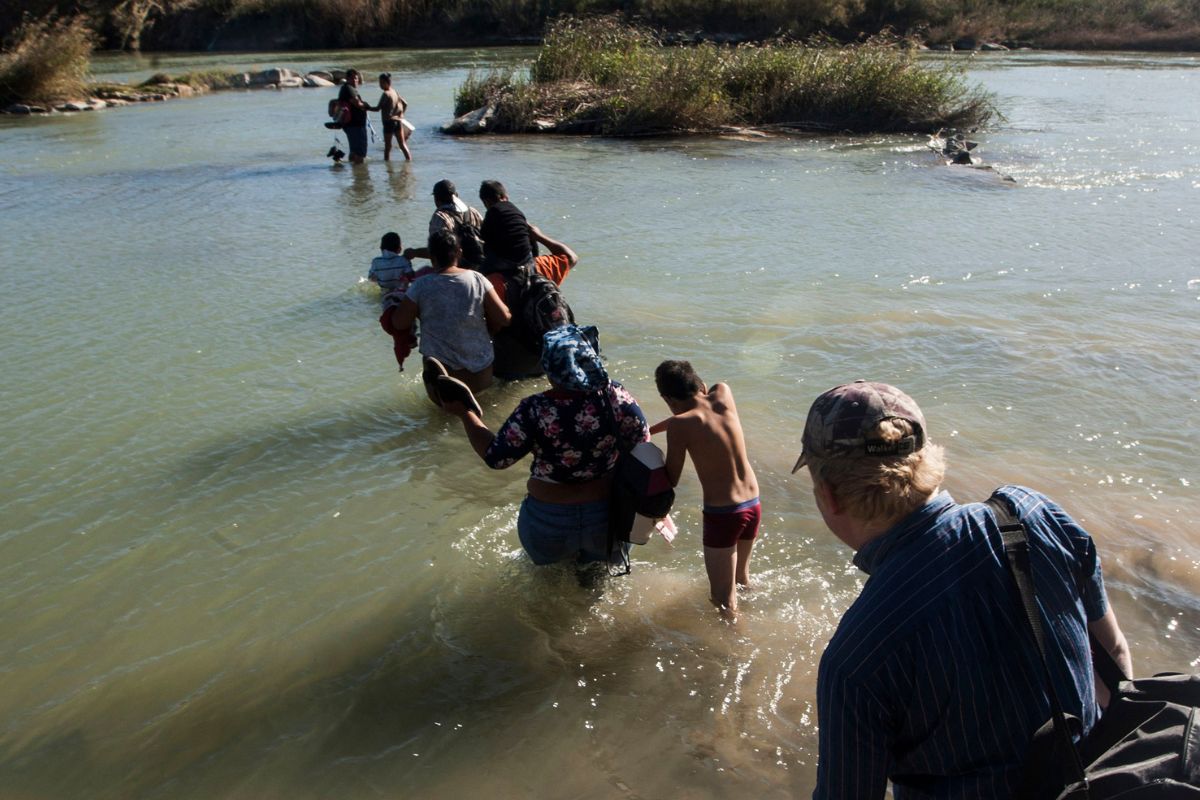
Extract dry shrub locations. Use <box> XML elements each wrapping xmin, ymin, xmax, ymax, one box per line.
<box><xmin>455</xmin><ymin>67</ymin><xmax>522</xmax><ymax>114</ymax></box>
<box><xmin>0</xmin><ymin>14</ymin><xmax>95</xmax><ymax>105</ymax></box>
<box><xmin>531</xmin><ymin>15</ymin><xmax>659</xmax><ymax>85</ymax></box>
<box><xmin>601</xmin><ymin>42</ymin><xmax>737</xmax><ymax>132</ymax></box>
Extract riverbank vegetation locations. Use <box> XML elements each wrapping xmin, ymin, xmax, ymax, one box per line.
<box><xmin>0</xmin><ymin>15</ymin><xmax>94</xmax><ymax>107</ymax></box>
<box><xmin>452</xmin><ymin>17</ymin><xmax>995</xmax><ymax>135</ymax></box>
<box><xmin>4</xmin><ymin>0</ymin><xmax>1199</xmax><ymax>52</ymax></box>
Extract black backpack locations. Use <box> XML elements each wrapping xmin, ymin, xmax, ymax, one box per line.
<box><xmin>453</xmin><ymin>211</ymin><xmax>485</xmax><ymax>269</ymax></box>
<box><xmin>602</xmin><ymin>387</ymin><xmax>675</xmax><ymax>575</ymax></box>
<box><xmin>609</xmin><ymin>442</ymin><xmax>675</xmax><ymax>531</ymax></box>
<box><xmin>990</xmin><ymin>494</ymin><xmax>1200</xmax><ymax>798</ymax></box>
<box><xmin>505</xmin><ymin>266</ymin><xmax>575</xmax><ymax>353</ymax></box>
<box><xmin>325</xmin><ymin>97</ymin><xmax>348</xmax><ymax>129</ymax></box>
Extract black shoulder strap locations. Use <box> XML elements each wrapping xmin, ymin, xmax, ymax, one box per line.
<box><xmin>1090</xmin><ymin>631</ymin><xmax>1129</xmax><ymax>694</ymax></box>
<box><xmin>986</xmin><ymin>492</ymin><xmax>1089</xmax><ymax>790</ymax></box>
<box><xmin>602</xmin><ymin>385</ymin><xmax>631</xmax><ymax>577</ymax></box>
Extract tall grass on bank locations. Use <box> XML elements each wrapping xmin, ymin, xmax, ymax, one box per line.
<box><xmin>0</xmin><ymin>15</ymin><xmax>95</xmax><ymax>106</ymax></box>
<box><xmin>455</xmin><ymin>16</ymin><xmax>995</xmax><ymax>135</ymax></box>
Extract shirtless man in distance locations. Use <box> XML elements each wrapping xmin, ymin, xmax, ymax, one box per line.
<box><xmin>651</xmin><ymin>360</ymin><xmax>760</xmax><ymax>618</ymax></box>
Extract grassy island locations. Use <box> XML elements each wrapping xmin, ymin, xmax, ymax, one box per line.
<box><xmin>452</xmin><ymin>17</ymin><xmax>996</xmax><ymax>136</ymax></box>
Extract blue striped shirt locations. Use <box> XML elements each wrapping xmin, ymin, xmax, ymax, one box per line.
<box><xmin>368</xmin><ymin>251</ymin><xmax>416</xmax><ymax>292</ymax></box>
<box><xmin>813</xmin><ymin>486</ymin><xmax>1108</xmax><ymax>799</ymax></box>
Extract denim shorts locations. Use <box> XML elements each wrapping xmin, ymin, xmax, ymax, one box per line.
<box><xmin>517</xmin><ymin>495</ymin><xmax>628</xmax><ymax>565</ymax></box>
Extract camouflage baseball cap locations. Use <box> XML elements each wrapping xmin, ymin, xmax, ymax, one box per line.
<box><xmin>791</xmin><ymin>381</ymin><xmax>926</xmax><ymax>473</ymax></box>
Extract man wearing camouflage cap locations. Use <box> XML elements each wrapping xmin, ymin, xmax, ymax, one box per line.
<box><xmin>794</xmin><ymin>380</ymin><xmax>1131</xmax><ymax>799</ymax></box>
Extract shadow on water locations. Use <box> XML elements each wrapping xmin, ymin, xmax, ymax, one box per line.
<box><xmin>276</xmin><ymin>283</ymin><xmax>380</xmax><ymax>325</ymax></box>
<box><xmin>171</xmin><ymin>396</ymin><xmax>436</xmax><ymax>497</ymax></box>
<box><xmin>0</xmin><ymin>729</ymin><xmax>94</xmax><ymax>800</ymax></box>
<box><xmin>322</xmin><ymin>156</ymin><xmax>417</xmax><ymax>219</ymax></box>
<box><xmin>0</xmin><ymin>512</ymin><xmax>1188</xmax><ymax>799</ymax></box>
<box><xmin>2</xmin><ymin>157</ymin><xmax>355</xmax><ymax>217</ymax></box>
<box><xmin>0</xmin><ymin>554</ymin><xmax>729</xmax><ymax>799</ymax></box>
<box><xmin>24</xmin><ymin>156</ymin><xmax>335</xmax><ymax>186</ymax></box>
<box><xmin>341</xmin><ymin>162</ymin><xmax>375</xmax><ymax>209</ymax></box>
<box><xmin>166</xmin><ymin>370</ymin><xmax>540</xmax><ymax>519</ymax></box>
<box><xmin>383</xmin><ymin>159</ymin><xmax>416</xmax><ymax>203</ymax></box>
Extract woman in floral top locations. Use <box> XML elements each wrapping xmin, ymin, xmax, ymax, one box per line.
<box><xmin>442</xmin><ymin>324</ymin><xmax>649</xmax><ymax>566</ymax></box>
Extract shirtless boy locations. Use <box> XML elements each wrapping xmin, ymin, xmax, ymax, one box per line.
<box><xmin>651</xmin><ymin>361</ymin><xmax>760</xmax><ymax>617</ymax></box>
<box><xmin>368</xmin><ymin>72</ymin><xmax>411</xmax><ymax>162</ymax></box>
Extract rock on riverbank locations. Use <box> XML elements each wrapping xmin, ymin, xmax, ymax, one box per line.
<box><xmin>1</xmin><ymin>67</ymin><xmax>341</xmax><ymax>115</ymax></box>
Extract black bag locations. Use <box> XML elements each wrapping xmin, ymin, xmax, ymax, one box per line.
<box><xmin>453</xmin><ymin>211</ymin><xmax>485</xmax><ymax>269</ymax></box>
<box><xmin>988</xmin><ymin>493</ymin><xmax>1200</xmax><ymax>799</ymax></box>
<box><xmin>602</xmin><ymin>388</ymin><xmax>674</xmax><ymax>576</ymax></box>
<box><xmin>325</xmin><ymin>97</ymin><xmax>348</xmax><ymax>129</ymax></box>
<box><xmin>608</xmin><ymin>441</ymin><xmax>674</xmax><ymax>542</ymax></box>
<box><xmin>1055</xmin><ymin>670</ymin><xmax>1200</xmax><ymax>798</ymax></box>
<box><xmin>505</xmin><ymin>266</ymin><xmax>575</xmax><ymax>354</ymax></box>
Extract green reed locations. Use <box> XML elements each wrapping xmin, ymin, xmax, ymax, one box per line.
<box><xmin>456</xmin><ymin>16</ymin><xmax>995</xmax><ymax>135</ymax></box>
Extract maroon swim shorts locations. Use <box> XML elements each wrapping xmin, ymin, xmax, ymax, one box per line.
<box><xmin>702</xmin><ymin>498</ymin><xmax>761</xmax><ymax>549</ymax></box>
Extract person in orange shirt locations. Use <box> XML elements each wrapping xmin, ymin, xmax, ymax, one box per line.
<box><xmin>483</xmin><ymin>224</ymin><xmax>577</xmax><ymax>301</ymax></box>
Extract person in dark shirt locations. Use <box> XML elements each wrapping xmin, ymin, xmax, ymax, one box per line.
<box><xmin>479</xmin><ymin>224</ymin><xmax>581</xmax><ymax>381</ymax></box>
<box><xmin>478</xmin><ymin>180</ymin><xmax>534</xmax><ymax>275</ymax></box>
<box><xmin>338</xmin><ymin>69</ymin><xmax>369</xmax><ymax>164</ymax></box>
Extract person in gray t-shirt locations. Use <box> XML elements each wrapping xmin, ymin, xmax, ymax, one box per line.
<box><xmin>389</xmin><ymin>229</ymin><xmax>511</xmax><ymax>404</ymax></box>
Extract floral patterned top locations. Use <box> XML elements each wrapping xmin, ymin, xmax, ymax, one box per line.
<box><xmin>483</xmin><ymin>381</ymin><xmax>649</xmax><ymax>483</ymax></box>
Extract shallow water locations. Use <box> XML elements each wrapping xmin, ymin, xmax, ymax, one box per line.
<box><xmin>1</xmin><ymin>47</ymin><xmax>1198</xmax><ymax>799</ymax></box>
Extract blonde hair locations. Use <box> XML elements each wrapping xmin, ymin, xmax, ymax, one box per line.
<box><xmin>807</xmin><ymin>418</ymin><xmax>946</xmax><ymax>523</ymax></box>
